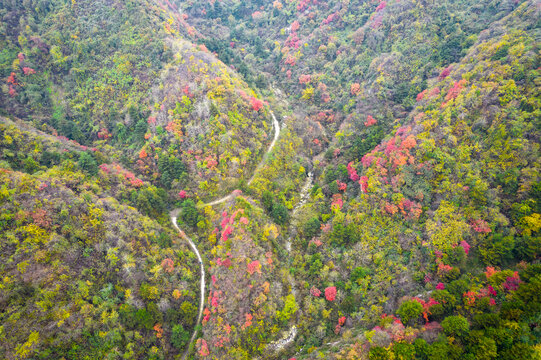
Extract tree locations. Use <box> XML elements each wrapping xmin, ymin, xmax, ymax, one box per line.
<box><xmin>441</xmin><ymin>315</ymin><xmax>469</xmax><ymax>337</ymax></box>
<box><xmin>271</xmin><ymin>203</ymin><xmax>288</xmax><ymax>225</ymax></box>
<box><xmin>329</xmin><ymin>222</ymin><xmax>359</xmax><ymax>247</ymax></box>
<box><xmin>277</xmin><ymin>294</ymin><xmax>298</xmax><ymax>323</ymax></box>
<box><xmin>171</xmin><ymin>324</ymin><xmax>190</xmax><ymax>350</ymax></box>
<box><xmin>351</xmin><ymin>266</ymin><xmax>371</xmax><ymax>285</ymax></box>
<box><xmin>78</xmin><ymin>152</ymin><xmax>98</xmax><ymax>176</ymax></box>
<box><xmin>427</xmin><ymin>341</ymin><xmax>450</xmax><ymax>360</ymax></box>
<box><xmin>41</xmin><ymin>151</ymin><xmax>61</xmax><ymax>167</ymax></box>
<box><xmin>119</xmin><ymin>304</ymin><xmax>138</xmax><ymax>328</ymax></box>
<box><xmin>426</xmin><ymin>201</ymin><xmax>469</xmax><ymax>250</ymax></box>
<box><xmin>500</xmin><ymin>343</ymin><xmax>535</xmax><ymax>360</ymax></box>
<box><xmin>133</xmin><ymin>187</ymin><xmax>166</xmax><ymax>217</ymax></box>
<box><xmin>261</xmin><ymin>190</ymin><xmax>273</xmax><ymax>211</ymax></box>
<box><xmin>23</xmin><ymin>156</ymin><xmax>40</xmax><ymax>173</ymax></box>
<box><xmin>397</xmin><ymin>300</ymin><xmax>423</xmax><ymax>325</ymax></box>
<box><xmin>369</xmin><ymin>346</ymin><xmax>390</xmax><ymax>360</ymax></box>
<box><xmin>479</xmin><ymin>233</ymin><xmax>515</xmax><ymax>266</ymax></box>
<box><xmin>308</xmin><ymin>253</ymin><xmax>323</xmax><ymax>277</ymax></box>
<box><xmin>135</xmin><ymin>308</ymin><xmax>154</xmax><ymax>330</ymax></box>
<box><xmin>414</xmin><ymin>338</ymin><xmax>430</xmax><ymax>360</ymax></box>
<box><xmin>140</xmin><ymin>282</ymin><xmax>160</xmax><ymax>300</ymax></box>
<box><xmin>181</xmin><ymin>199</ymin><xmax>199</xmax><ymax>227</ymax></box>
<box><xmin>325</xmin><ymin>286</ymin><xmax>337</xmax><ymax>302</ymax></box>
<box><xmin>179</xmin><ymin>301</ymin><xmax>197</xmax><ymax>326</ymax></box>
<box><xmin>161</xmin><ymin>171</ymin><xmax>172</xmax><ymax>188</ymax></box>
<box><xmin>513</xmin><ymin>274</ymin><xmax>541</xmax><ymax>314</ymax></box>
<box><xmin>350</xmin><ymin>83</ymin><xmax>361</xmax><ymax>96</ymax></box>
<box><xmin>169</xmin><ymin>156</ymin><xmax>186</xmax><ymax>180</ymax></box>
<box><xmin>250</xmin><ymin>97</ymin><xmax>264</xmax><ymax>111</ymax></box>
<box><xmin>393</xmin><ymin>342</ymin><xmax>416</xmax><ymax>360</ymax></box>
<box><xmin>158</xmin><ymin>154</ymin><xmax>185</xmax><ymax>188</ymax></box>
<box><xmin>134</xmin><ymin>119</ymin><xmax>147</xmax><ymax>141</ymax></box>
<box><xmin>303</xmin><ymin>217</ymin><xmax>321</xmax><ymax>239</ymax></box>
<box><xmin>469</xmin><ymin>337</ymin><xmax>497</xmax><ymax>360</ymax></box>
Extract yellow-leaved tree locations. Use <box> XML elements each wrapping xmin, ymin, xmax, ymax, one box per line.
<box><xmin>426</xmin><ymin>200</ymin><xmax>470</xmax><ymax>251</ymax></box>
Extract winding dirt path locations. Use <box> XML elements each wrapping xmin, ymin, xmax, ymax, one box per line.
<box><xmin>190</xmin><ymin>111</ymin><xmax>280</xmax><ymax>209</ymax></box>
<box><xmin>169</xmin><ymin>211</ymin><xmax>204</xmax><ymax>357</ymax></box>
<box><xmin>170</xmin><ymin>111</ymin><xmax>280</xmax><ymax>358</ymax></box>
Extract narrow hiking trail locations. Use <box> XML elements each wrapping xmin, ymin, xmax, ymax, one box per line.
<box><xmin>169</xmin><ymin>211</ymin><xmax>204</xmax><ymax>357</ymax></box>
<box><xmin>170</xmin><ymin>111</ymin><xmax>281</xmax><ymax>358</ymax></box>
<box><xmin>192</xmin><ymin>111</ymin><xmax>280</xmax><ymax>208</ymax></box>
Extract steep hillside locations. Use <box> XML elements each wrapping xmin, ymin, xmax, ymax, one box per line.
<box><xmin>282</xmin><ymin>3</ymin><xmax>541</xmax><ymax>359</ymax></box>
<box><xmin>1</xmin><ymin>0</ymin><xmax>297</xmax><ymax>359</ymax></box>
<box><xmin>174</xmin><ymin>0</ymin><xmax>532</xmax><ymax>156</ymax></box>
<box><xmin>1</xmin><ymin>0</ymin><xmax>275</xmax><ymax>199</ymax></box>
<box><xmin>0</xmin><ymin>117</ymin><xmax>201</xmax><ymax>359</ymax></box>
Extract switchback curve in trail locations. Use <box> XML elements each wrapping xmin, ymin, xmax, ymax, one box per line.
<box><xmin>170</xmin><ymin>110</ymin><xmax>280</xmax><ymax>358</ymax></box>
<box><xmin>191</xmin><ymin>111</ymin><xmax>280</xmax><ymax>208</ymax></box>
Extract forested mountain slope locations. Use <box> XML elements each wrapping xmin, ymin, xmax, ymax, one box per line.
<box><xmin>1</xmin><ymin>0</ymin><xmax>298</xmax><ymax>359</ymax></box>
<box><xmin>1</xmin><ymin>0</ymin><xmax>540</xmax><ymax>359</ymax></box>
<box><xmin>285</xmin><ymin>5</ymin><xmax>541</xmax><ymax>358</ymax></box>
<box><xmin>0</xmin><ymin>117</ymin><xmax>201</xmax><ymax>359</ymax></box>
<box><xmin>1</xmin><ymin>0</ymin><xmax>277</xmax><ymax>200</ymax></box>
<box><xmin>176</xmin><ymin>0</ymin><xmax>538</xmax><ymax>157</ymax></box>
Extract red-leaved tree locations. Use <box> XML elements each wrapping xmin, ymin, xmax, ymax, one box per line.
<box><xmin>325</xmin><ymin>286</ymin><xmax>337</xmax><ymax>301</ymax></box>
